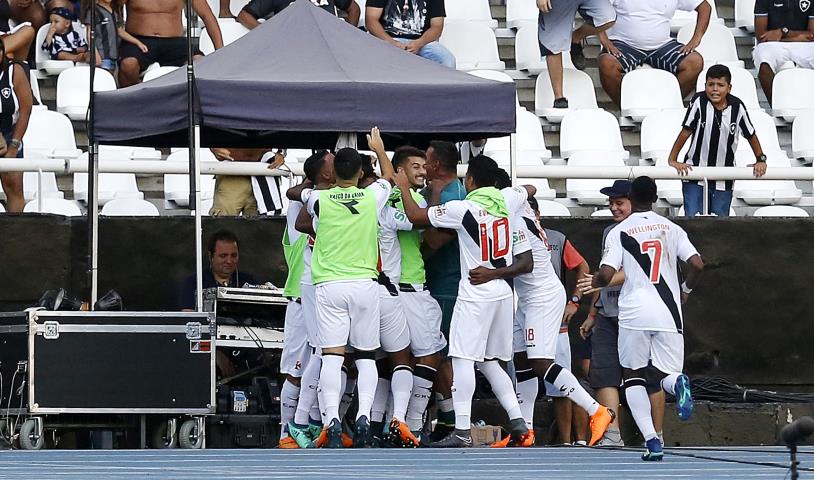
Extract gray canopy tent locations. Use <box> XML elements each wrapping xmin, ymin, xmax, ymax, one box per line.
<box><xmin>90</xmin><ymin>0</ymin><xmax>517</xmax><ymax>307</ymax></box>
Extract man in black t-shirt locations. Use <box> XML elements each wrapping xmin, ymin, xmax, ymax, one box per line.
<box><xmin>238</xmin><ymin>0</ymin><xmax>360</xmax><ymax>29</ymax></box>
<box><xmin>753</xmin><ymin>0</ymin><xmax>814</xmax><ymax>103</ymax></box>
<box><xmin>365</xmin><ymin>0</ymin><xmax>455</xmax><ymax>67</ymax></box>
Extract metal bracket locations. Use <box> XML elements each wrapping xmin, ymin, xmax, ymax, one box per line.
<box><xmin>42</xmin><ymin>321</ymin><xmax>59</xmax><ymax>340</ymax></box>
<box><xmin>185</xmin><ymin>322</ymin><xmax>202</xmax><ymax>340</ymax></box>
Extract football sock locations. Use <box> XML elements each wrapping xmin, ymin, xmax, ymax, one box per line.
<box><xmin>544</xmin><ymin>363</ymin><xmax>600</xmax><ymax>416</ymax></box>
<box><xmin>477</xmin><ymin>360</ymin><xmax>522</xmax><ymax>421</ymax></box>
<box><xmin>355</xmin><ymin>358</ymin><xmax>378</xmax><ymax>421</ymax></box>
<box><xmin>451</xmin><ymin>357</ymin><xmax>476</xmax><ymax>431</ymax></box>
<box><xmin>391</xmin><ymin>365</ymin><xmax>414</xmax><ymax>423</ymax></box>
<box><xmin>318</xmin><ymin>353</ymin><xmax>344</xmax><ymax>424</ymax></box>
<box><xmin>515</xmin><ymin>368</ymin><xmax>538</xmax><ymax>430</ymax></box>
<box><xmin>624</xmin><ymin>377</ymin><xmax>658</xmax><ymax>441</ymax></box>
<box><xmin>406</xmin><ymin>364</ymin><xmax>436</xmax><ymax>431</ymax></box>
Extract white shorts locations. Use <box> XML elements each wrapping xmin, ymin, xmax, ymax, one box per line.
<box><xmin>752</xmin><ymin>42</ymin><xmax>814</xmax><ymax>73</ymax></box>
<box><xmin>379</xmin><ymin>289</ymin><xmax>411</xmax><ymax>353</ymax></box>
<box><xmin>544</xmin><ymin>331</ymin><xmax>572</xmax><ymax>398</ymax></box>
<box><xmin>449</xmin><ymin>297</ymin><xmax>514</xmax><ymax>362</ymax></box>
<box><xmin>401</xmin><ymin>288</ymin><xmax>447</xmax><ymax>357</ymax></box>
<box><xmin>316</xmin><ymin>280</ymin><xmax>380</xmax><ymax>351</ymax></box>
<box><xmin>280</xmin><ymin>300</ymin><xmax>311</xmax><ymax>377</ymax></box>
<box><xmin>513</xmin><ymin>288</ymin><xmax>566</xmax><ymax>359</ymax></box>
<box><xmin>300</xmin><ymin>282</ymin><xmax>319</xmax><ymax>348</ymax></box>
<box><xmin>618</xmin><ymin>327</ymin><xmax>684</xmax><ymax>374</ymax></box>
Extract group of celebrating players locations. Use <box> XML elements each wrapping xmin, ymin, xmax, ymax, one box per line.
<box><xmin>277</xmin><ymin>127</ymin><xmax>704</xmax><ymax>461</ymax></box>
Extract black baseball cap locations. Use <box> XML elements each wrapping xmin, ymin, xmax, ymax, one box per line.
<box><xmin>599</xmin><ymin>180</ymin><xmax>631</xmax><ymax>199</ymax></box>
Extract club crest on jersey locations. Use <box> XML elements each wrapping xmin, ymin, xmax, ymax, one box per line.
<box><xmin>729</xmin><ymin>123</ymin><xmax>737</xmax><ymax>134</ymax></box>
<box><xmin>1</xmin><ymin>88</ymin><xmax>9</xmax><ymax>99</ymax></box>
<box><xmin>801</xmin><ymin>0</ymin><xmax>811</xmax><ymax>12</ymax></box>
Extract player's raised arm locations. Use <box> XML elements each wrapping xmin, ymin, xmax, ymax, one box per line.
<box><xmin>395</xmin><ymin>170</ymin><xmax>430</xmax><ymax>226</ymax></box>
<box><xmin>367</xmin><ymin>127</ymin><xmax>395</xmax><ymax>182</ymax></box>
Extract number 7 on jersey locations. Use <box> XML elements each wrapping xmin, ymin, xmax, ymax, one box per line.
<box><xmin>640</xmin><ymin>239</ymin><xmax>663</xmax><ymax>283</ymax></box>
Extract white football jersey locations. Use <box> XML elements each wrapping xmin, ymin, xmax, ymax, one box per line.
<box><xmin>601</xmin><ymin>211</ymin><xmax>699</xmax><ymax>333</ymax></box>
<box><xmin>428</xmin><ymin>187</ymin><xmax>528</xmax><ymax>302</ymax></box>
<box><xmin>378</xmin><ymin>206</ymin><xmax>414</xmax><ymax>286</ymax></box>
<box><xmin>299</xmin><ymin>189</ymin><xmax>319</xmax><ymax>286</ymax></box>
<box><xmin>513</xmin><ymin>203</ymin><xmax>566</xmax><ymax>299</ymax></box>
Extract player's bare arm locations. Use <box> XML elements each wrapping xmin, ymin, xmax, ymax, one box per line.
<box><xmin>683</xmin><ymin>254</ymin><xmax>705</xmax><ymax>291</ymax></box>
<box><xmin>591</xmin><ymin>265</ymin><xmax>618</xmax><ymax>289</ymax></box>
<box><xmin>295</xmin><ymin>205</ymin><xmax>315</xmax><ymax>236</ymax></box>
<box><xmin>367</xmin><ymin>127</ymin><xmax>395</xmax><ymax>181</ymax></box>
<box><xmin>286</xmin><ymin>179</ymin><xmax>312</xmax><ymax>201</ymax></box>
<box><xmin>395</xmin><ymin>171</ymin><xmax>431</xmax><ymax>226</ymax></box>
<box><xmin>468</xmin><ymin>250</ymin><xmax>533</xmax><ymax>285</ymax></box>
<box><xmin>578</xmin><ymin>270</ymin><xmax>625</xmax><ymax>295</ymax></box>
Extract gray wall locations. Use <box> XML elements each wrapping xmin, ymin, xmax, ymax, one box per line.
<box><xmin>0</xmin><ymin>215</ymin><xmax>809</xmax><ymax>388</ymax></box>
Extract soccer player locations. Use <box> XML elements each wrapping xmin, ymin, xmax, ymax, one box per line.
<box><xmin>390</xmin><ymin>147</ymin><xmax>448</xmax><ymax>443</ymax></box>
<box><xmin>286</xmin><ymin>150</ymin><xmax>337</xmax><ymax>448</ymax></box>
<box><xmin>305</xmin><ymin>129</ymin><xmax>396</xmax><ymax>448</ymax></box>
<box><xmin>482</xmin><ymin>173</ymin><xmax>615</xmax><ymax>448</ymax></box>
<box><xmin>396</xmin><ymin>155</ymin><xmax>535</xmax><ymax>448</ymax></box>
<box><xmin>592</xmin><ymin>176</ymin><xmax>704</xmax><ymax>461</ymax></box>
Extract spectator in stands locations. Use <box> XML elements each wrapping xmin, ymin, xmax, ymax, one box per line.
<box><xmin>9</xmin><ymin>1</ymin><xmax>47</xmax><ymax>35</ymax></box>
<box><xmin>0</xmin><ymin>3</ymin><xmax>35</xmax><ymax>61</ymax></box>
<box><xmin>42</xmin><ymin>7</ymin><xmax>94</xmax><ymax>63</ymax></box>
<box><xmin>0</xmin><ymin>36</ymin><xmax>33</xmax><ymax>213</ymax></box>
<box><xmin>667</xmin><ymin>64</ymin><xmax>767</xmax><ymax>217</ymax></box>
<box><xmin>82</xmin><ymin>0</ymin><xmax>148</xmax><ymax>72</ymax></box>
<box><xmin>597</xmin><ymin>0</ymin><xmax>711</xmax><ymax>106</ymax></box>
<box><xmin>753</xmin><ymin>0</ymin><xmax>814</xmax><ymax>104</ymax></box>
<box><xmin>118</xmin><ymin>0</ymin><xmax>224</xmax><ymax>87</ymax></box>
<box><xmin>458</xmin><ymin>139</ymin><xmax>486</xmax><ymax>164</ymax></box>
<box><xmin>209</xmin><ymin>147</ymin><xmax>286</xmax><ymax>217</ymax></box>
<box><xmin>537</xmin><ymin>0</ymin><xmax>616</xmax><ymax>108</ymax></box>
<box><xmin>237</xmin><ymin>0</ymin><xmax>360</xmax><ymax>29</ymax></box>
<box><xmin>365</xmin><ymin>0</ymin><xmax>455</xmax><ymax>68</ymax></box>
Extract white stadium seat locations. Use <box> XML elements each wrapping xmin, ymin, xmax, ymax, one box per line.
<box><xmin>566</xmin><ymin>151</ymin><xmax>627</xmax><ymax>205</ymax></box>
<box><xmin>734</xmin><ymin>152</ymin><xmax>802</xmax><ymax>205</ymax></box>
<box><xmin>738</xmin><ymin>109</ymin><xmax>781</xmax><ymax>154</ymax></box>
<box><xmin>771</xmin><ymin>68</ymin><xmax>814</xmax><ymax>122</ymax></box>
<box><xmin>677</xmin><ymin>22</ymin><xmax>744</xmax><ymax>68</ymax></box>
<box><xmin>73</xmin><ymin>149</ymin><xmax>147</xmax><ymax>205</ymax></box>
<box><xmin>29</xmin><ymin>74</ymin><xmax>44</xmax><ymax>108</ymax></box>
<box><xmin>467</xmin><ymin>70</ymin><xmax>520</xmax><ymax>108</ymax></box>
<box><xmin>23</xmin><ymin>198</ymin><xmax>82</xmax><ymax>216</ymax></box>
<box><xmin>483</xmin><ymin>108</ymin><xmax>552</xmax><ymax>165</ymax></box>
<box><xmin>516</xmin><ymin>177</ymin><xmax>556</xmax><ymax>200</ymax></box>
<box><xmin>678</xmin><ymin>205</ymin><xmax>736</xmax><ymax>216</ymax></box>
<box><xmin>444</xmin><ymin>0</ymin><xmax>497</xmax><ymax>29</ymax></box>
<box><xmin>56</xmin><ymin>66</ymin><xmax>117</xmax><ymax>121</ymax></box>
<box><xmin>35</xmin><ymin>24</ymin><xmax>74</xmax><ymax>76</ymax></box>
<box><xmin>620</xmin><ymin>69</ymin><xmax>684</xmax><ymax>123</ymax></box>
<box><xmin>695</xmin><ymin>65</ymin><xmax>761</xmax><ymax>111</ymax></box>
<box><xmin>536</xmin><ymin>200</ymin><xmax>571</xmax><ymax>217</ymax></box>
<box><xmin>753</xmin><ymin>206</ymin><xmax>809</xmax><ymax>217</ymax></box>
<box><xmin>792</xmin><ymin>111</ymin><xmax>814</xmax><ymax>164</ymax></box>
<box><xmin>143</xmin><ymin>66</ymin><xmax>179</xmax><ymax>82</ymax></box>
<box><xmin>515</xmin><ymin>26</ymin><xmax>576</xmax><ymax>75</ymax></box>
<box><xmin>440</xmin><ymin>23</ymin><xmax>505</xmax><ymax>71</ymax></box>
<box><xmin>640</xmin><ymin>109</ymin><xmax>687</xmax><ymax>163</ymax></box>
<box><xmin>559</xmin><ymin>109</ymin><xmax>627</xmax><ymax>159</ymax></box>
<box><xmin>200</xmin><ymin>20</ymin><xmax>249</xmax><ymax>55</ymax></box>
<box><xmin>670</xmin><ymin>0</ymin><xmax>723</xmax><ymax>33</ymax></box>
<box><xmin>590</xmin><ymin>209</ymin><xmax>614</xmax><ymax>217</ymax></box>
<box><xmin>506</xmin><ymin>0</ymin><xmax>538</xmax><ymax>29</ymax></box>
<box><xmin>735</xmin><ymin>0</ymin><xmax>756</xmax><ymax>33</ymax></box>
<box><xmin>654</xmin><ymin>155</ymin><xmax>685</xmax><ymax>206</ymax></box>
<box><xmin>355</xmin><ymin>0</ymin><xmax>366</xmax><ymax>28</ymax></box>
<box><xmin>101</xmin><ymin>198</ymin><xmax>160</xmax><ymax>216</ymax></box>
<box><xmin>22</xmin><ymin>171</ymin><xmax>64</xmax><ymax>201</ymax></box>
<box><xmin>534</xmin><ymin>69</ymin><xmax>597</xmax><ymax>124</ymax></box>
<box><xmin>23</xmin><ymin>109</ymin><xmax>82</xmax><ymax>159</ymax></box>
<box><xmin>164</xmin><ymin>149</ymin><xmax>217</xmax><ymax>208</ymax></box>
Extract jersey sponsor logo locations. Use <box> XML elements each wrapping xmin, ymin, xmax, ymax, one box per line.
<box><xmin>431</xmin><ymin>205</ymin><xmax>446</xmax><ymax>217</ymax></box>
<box><xmin>801</xmin><ymin>0</ymin><xmax>811</xmax><ymax>12</ymax></box>
<box><xmin>512</xmin><ymin>229</ymin><xmax>527</xmax><ymax>244</ymax></box>
<box><xmin>339</xmin><ymin>199</ymin><xmax>360</xmax><ymax>214</ymax></box>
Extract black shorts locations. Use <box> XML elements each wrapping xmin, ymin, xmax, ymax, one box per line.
<box><xmin>589</xmin><ymin>314</ymin><xmax>661</xmax><ymax>394</ymax></box>
<box><xmin>119</xmin><ymin>35</ymin><xmax>198</xmax><ymax>71</ymax></box>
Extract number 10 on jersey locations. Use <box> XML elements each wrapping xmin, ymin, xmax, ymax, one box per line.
<box><xmin>640</xmin><ymin>239</ymin><xmax>663</xmax><ymax>283</ymax></box>
<box><xmin>479</xmin><ymin>218</ymin><xmax>511</xmax><ymax>262</ymax></box>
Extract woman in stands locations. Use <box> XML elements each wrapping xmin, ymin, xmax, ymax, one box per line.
<box><xmin>0</xmin><ymin>36</ymin><xmax>33</xmax><ymax>212</ymax></box>
<box><xmin>0</xmin><ymin>1</ymin><xmax>36</xmax><ymax>61</ymax></box>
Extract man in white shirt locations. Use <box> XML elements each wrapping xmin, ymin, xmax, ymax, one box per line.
<box><xmin>591</xmin><ymin>176</ymin><xmax>704</xmax><ymax>461</ymax></box>
<box><xmin>597</xmin><ymin>0</ymin><xmax>711</xmax><ymax>106</ymax></box>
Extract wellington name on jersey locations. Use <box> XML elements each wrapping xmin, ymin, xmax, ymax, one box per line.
<box><xmin>601</xmin><ymin>211</ymin><xmax>699</xmax><ymax>333</ymax></box>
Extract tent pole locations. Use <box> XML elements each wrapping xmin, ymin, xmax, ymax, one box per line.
<box><xmin>186</xmin><ymin>0</ymin><xmax>203</xmax><ymax>312</ymax></box>
<box><xmin>509</xmin><ymin>132</ymin><xmax>517</xmax><ymax>185</ymax></box>
<box><xmin>87</xmin><ymin>0</ymin><xmax>99</xmax><ymax>307</ymax></box>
